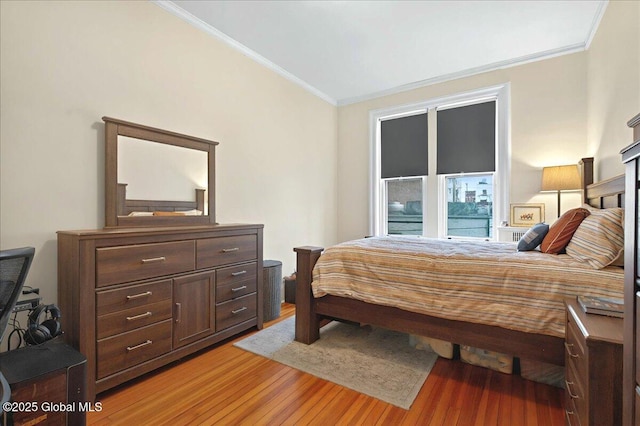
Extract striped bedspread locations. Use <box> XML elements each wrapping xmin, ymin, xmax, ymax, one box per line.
<box><xmin>312</xmin><ymin>237</ymin><xmax>624</xmax><ymax>338</ymax></box>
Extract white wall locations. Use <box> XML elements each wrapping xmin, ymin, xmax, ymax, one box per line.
<box><xmin>0</xmin><ymin>1</ymin><xmax>338</xmax><ymax>306</ymax></box>
<box><xmin>587</xmin><ymin>0</ymin><xmax>640</xmax><ymax>179</ymax></box>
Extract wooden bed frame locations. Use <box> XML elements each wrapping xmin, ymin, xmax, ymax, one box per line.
<box><xmin>116</xmin><ymin>183</ymin><xmax>206</xmax><ymax>216</ymax></box>
<box><xmin>294</xmin><ymin>157</ymin><xmax>624</xmax><ymax>366</ymax></box>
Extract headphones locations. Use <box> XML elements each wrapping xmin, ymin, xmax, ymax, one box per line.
<box><xmin>24</xmin><ymin>304</ymin><xmax>62</xmax><ymax>345</ymax></box>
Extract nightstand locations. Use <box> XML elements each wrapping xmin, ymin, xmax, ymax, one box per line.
<box><xmin>564</xmin><ymin>297</ymin><xmax>623</xmax><ymax>425</ymax></box>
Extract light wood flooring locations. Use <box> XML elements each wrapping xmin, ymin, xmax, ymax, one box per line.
<box><xmin>88</xmin><ymin>303</ymin><xmax>565</xmax><ymax>425</ymax></box>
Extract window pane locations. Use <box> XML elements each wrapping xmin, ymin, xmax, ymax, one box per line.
<box><xmin>387</xmin><ymin>178</ymin><xmax>423</xmax><ymax>235</ymax></box>
<box><xmin>446</xmin><ymin>175</ymin><xmax>493</xmax><ymax>238</ymax></box>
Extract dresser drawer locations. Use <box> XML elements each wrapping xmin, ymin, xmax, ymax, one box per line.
<box><xmin>216</xmin><ymin>293</ymin><xmax>256</xmax><ymax>331</ymax></box>
<box><xmin>216</xmin><ymin>262</ymin><xmax>257</xmax><ymax>303</ymax></box>
<box><xmin>565</xmin><ymin>359</ymin><xmax>586</xmax><ymax>424</ymax></box>
<box><xmin>97</xmin><ymin>319</ymin><xmax>172</xmax><ymax>379</ymax></box>
<box><xmin>96</xmin><ymin>280</ymin><xmax>172</xmax><ymax>316</ymax></box>
<box><xmin>197</xmin><ymin>235</ymin><xmax>257</xmax><ymax>269</ymax></box>
<box><xmin>96</xmin><ymin>241</ymin><xmax>195</xmax><ymax>287</ymax></box>
<box><xmin>97</xmin><ymin>300</ymin><xmax>172</xmax><ymax>339</ymax></box>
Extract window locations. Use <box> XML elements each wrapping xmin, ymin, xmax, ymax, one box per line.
<box><xmin>370</xmin><ymin>84</ymin><xmax>510</xmax><ymax>239</ymax></box>
<box><xmin>387</xmin><ymin>177</ymin><xmax>424</xmax><ymax>235</ymax></box>
<box><xmin>444</xmin><ymin>174</ymin><xmax>493</xmax><ymax>238</ymax></box>
<box><xmin>380</xmin><ymin>112</ymin><xmax>428</xmax><ymax>236</ymax></box>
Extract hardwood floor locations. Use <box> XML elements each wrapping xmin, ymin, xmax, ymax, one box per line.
<box><xmin>88</xmin><ymin>304</ymin><xmax>565</xmax><ymax>425</ymax></box>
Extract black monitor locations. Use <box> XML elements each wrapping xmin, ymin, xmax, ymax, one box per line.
<box><xmin>0</xmin><ymin>247</ymin><xmax>35</xmax><ymax>344</ymax></box>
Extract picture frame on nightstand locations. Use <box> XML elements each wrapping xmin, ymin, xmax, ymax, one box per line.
<box><xmin>510</xmin><ymin>203</ymin><xmax>545</xmax><ymax>227</ymax></box>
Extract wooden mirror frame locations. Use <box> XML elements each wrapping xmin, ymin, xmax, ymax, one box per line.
<box><xmin>104</xmin><ymin>117</ymin><xmax>217</xmax><ymax>228</ymax></box>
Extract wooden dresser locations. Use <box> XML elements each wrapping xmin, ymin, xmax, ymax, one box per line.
<box><xmin>564</xmin><ymin>298</ymin><xmax>623</xmax><ymax>425</ymax></box>
<box><xmin>58</xmin><ymin>224</ymin><xmax>263</xmax><ymax>401</ymax></box>
<box><xmin>621</xmin><ymin>112</ymin><xmax>640</xmax><ymax>426</ymax></box>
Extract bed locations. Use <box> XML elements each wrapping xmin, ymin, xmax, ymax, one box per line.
<box><xmin>116</xmin><ymin>183</ymin><xmax>205</xmax><ymax>216</ymax></box>
<box><xmin>294</xmin><ymin>157</ymin><xmax>625</xmax><ymax>366</ymax></box>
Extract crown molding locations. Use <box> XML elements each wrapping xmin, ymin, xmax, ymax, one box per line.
<box><xmin>337</xmin><ymin>43</ymin><xmax>586</xmax><ymax>106</ymax></box>
<box><xmin>153</xmin><ymin>0</ymin><xmax>337</xmax><ymax>106</ymax></box>
<box><xmin>584</xmin><ymin>0</ymin><xmax>608</xmax><ymax>50</ymax></box>
<box><xmin>154</xmin><ymin>0</ymin><xmax>602</xmax><ymax>109</ymax></box>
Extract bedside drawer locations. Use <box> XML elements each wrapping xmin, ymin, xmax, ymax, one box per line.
<box><xmin>96</xmin><ymin>300</ymin><xmax>172</xmax><ymax>339</ymax></box>
<box><xmin>97</xmin><ymin>319</ymin><xmax>172</xmax><ymax>379</ymax></box>
<box><xmin>197</xmin><ymin>235</ymin><xmax>256</xmax><ymax>269</ymax></box>
<box><xmin>96</xmin><ymin>241</ymin><xmax>195</xmax><ymax>287</ymax></box>
<box><xmin>97</xmin><ymin>280</ymin><xmax>172</xmax><ymax>316</ymax></box>
<box><xmin>565</xmin><ymin>359</ymin><xmax>586</xmax><ymax>424</ymax></box>
<box><xmin>216</xmin><ymin>293</ymin><xmax>256</xmax><ymax>331</ymax></box>
<box><xmin>566</xmin><ymin>314</ymin><xmax>588</xmax><ymax>382</ymax></box>
<box><xmin>216</xmin><ymin>262</ymin><xmax>257</xmax><ymax>303</ymax></box>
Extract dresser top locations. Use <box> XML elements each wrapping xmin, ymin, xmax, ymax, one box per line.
<box><xmin>58</xmin><ymin>223</ymin><xmax>263</xmax><ymax>238</ymax></box>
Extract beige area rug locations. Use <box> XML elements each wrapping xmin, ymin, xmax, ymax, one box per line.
<box><xmin>233</xmin><ymin>316</ymin><xmax>438</xmax><ymax>409</ymax></box>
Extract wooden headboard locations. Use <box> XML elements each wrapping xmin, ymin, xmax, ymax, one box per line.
<box><xmin>116</xmin><ymin>183</ymin><xmax>206</xmax><ymax>216</ymax></box>
<box><xmin>579</xmin><ymin>157</ymin><xmax>625</xmax><ymax>208</ymax></box>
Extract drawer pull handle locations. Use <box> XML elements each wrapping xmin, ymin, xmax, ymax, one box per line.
<box><xmin>141</xmin><ymin>256</ymin><xmax>166</xmax><ymax>264</ymax></box>
<box><xmin>175</xmin><ymin>303</ymin><xmax>182</xmax><ymax>323</ymax></box>
<box><xmin>231</xmin><ymin>285</ymin><xmax>247</xmax><ymax>292</ymax></box>
<box><xmin>565</xmin><ymin>380</ymin><xmax>579</xmax><ymax>399</ymax></box>
<box><xmin>232</xmin><ymin>307</ymin><xmax>247</xmax><ymax>314</ymax></box>
<box><xmin>565</xmin><ymin>410</ymin><xmax>576</xmax><ymax>426</ymax></box>
<box><xmin>231</xmin><ymin>270</ymin><xmax>247</xmax><ymax>277</ymax></box>
<box><xmin>126</xmin><ymin>291</ymin><xmax>153</xmax><ymax>300</ymax></box>
<box><xmin>222</xmin><ymin>248</ymin><xmax>239</xmax><ymax>253</ymax></box>
<box><xmin>127</xmin><ymin>340</ymin><xmax>152</xmax><ymax>352</ymax></box>
<box><xmin>126</xmin><ymin>311</ymin><xmax>152</xmax><ymax>321</ymax></box>
<box><xmin>564</xmin><ymin>342</ymin><xmax>579</xmax><ymax>358</ymax></box>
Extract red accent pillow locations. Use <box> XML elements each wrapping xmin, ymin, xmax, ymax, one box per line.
<box><xmin>540</xmin><ymin>207</ymin><xmax>590</xmax><ymax>254</ymax></box>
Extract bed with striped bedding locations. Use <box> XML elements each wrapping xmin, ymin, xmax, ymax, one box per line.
<box><xmin>311</xmin><ymin>236</ymin><xmax>624</xmax><ymax>339</ymax></box>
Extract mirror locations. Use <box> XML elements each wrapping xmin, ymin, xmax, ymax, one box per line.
<box><xmin>118</xmin><ymin>136</ymin><xmax>208</xmax><ymax>207</ymax></box>
<box><xmin>104</xmin><ymin>117</ymin><xmax>217</xmax><ymax>227</ymax></box>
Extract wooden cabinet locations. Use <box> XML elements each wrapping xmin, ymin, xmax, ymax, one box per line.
<box><xmin>621</xmin><ymin>113</ymin><xmax>640</xmax><ymax>426</ymax></box>
<box><xmin>58</xmin><ymin>224</ymin><xmax>263</xmax><ymax>401</ymax></box>
<box><xmin>564</xmin><ymin>298</ymin><xmax>623</xmax><ymax>425</ymax></box>
<box><xmin>173</xmin><ymin>271</ymin><xmax>215</xmax><ymax>348</ymax></box>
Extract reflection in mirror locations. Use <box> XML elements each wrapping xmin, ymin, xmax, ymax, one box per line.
<box><xmin>118</xmin><ymin>136</ymin><xmax>208</xmax><ymax>214</ymax></box>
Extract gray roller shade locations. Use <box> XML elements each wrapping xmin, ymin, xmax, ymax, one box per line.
<box><xmin>380</xmin><ymin>113</ymin><xmax>428</xmax><ymax>179</ymax></box>
<box><xmin>437</xmin><ymin>101</ymin><xmax>495</xmax><ymax>174</ymax></box>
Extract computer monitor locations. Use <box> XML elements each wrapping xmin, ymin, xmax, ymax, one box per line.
<box><xmin>0</xmin><ymin>247</ymin><xmax>35</xmax><ymax>344</ymax></box>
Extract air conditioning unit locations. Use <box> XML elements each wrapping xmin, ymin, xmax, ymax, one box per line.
<box><xmin>497</xmin><ymin>226</ymin><xmax>528</xmax><ymax>242</ymax></box>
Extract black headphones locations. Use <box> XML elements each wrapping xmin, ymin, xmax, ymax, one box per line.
<box><xmin>24</xmin><ymin>304</ymin><xmax>62</xmax><ymax>345</ymax></box>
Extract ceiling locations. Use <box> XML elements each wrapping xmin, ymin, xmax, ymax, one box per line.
<box><xmin>157</xmin><ymin>0</ymin><xmax>607</xmax><ymax>106</ymax></box>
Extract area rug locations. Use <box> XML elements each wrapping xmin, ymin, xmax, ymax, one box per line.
<box><xmin>233</xmin><ymin>316</ymin><xmax>438</xmax><ymax>409</ymax></box>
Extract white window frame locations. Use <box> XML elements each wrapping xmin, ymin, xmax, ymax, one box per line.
<box><xmin>369</xmin><ymin>83</ymin><xmax>511</xmax><ymax>238</ymax></box>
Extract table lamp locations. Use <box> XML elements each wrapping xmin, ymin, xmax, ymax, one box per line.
<box><xmin>541</xmin><ymin>164</ymin><xmax>581</xmax><ymax>217</ymax></box>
